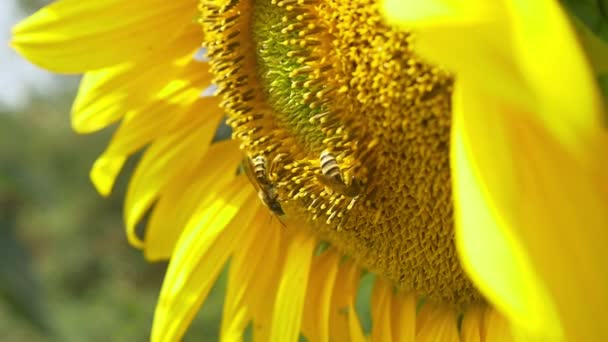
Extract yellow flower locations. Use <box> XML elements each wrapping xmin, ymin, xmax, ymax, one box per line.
<box><xmin>383</xmin><ymin>0</ymin><xmax>608</xmax><ymax>340</ymax></box>
<box><xmin>12</xmin><ymin>0</ymin><xmax>608</xmax><ymax>341</ymax></box>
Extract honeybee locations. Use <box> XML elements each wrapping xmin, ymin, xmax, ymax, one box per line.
<box><xmin>317</xmin><ymin>150</ymin><xmax>362</xmax><ymax>197</ymax></box>
<box><xmin>243</xmin><ymin>155</ymin><xmax>285</xmax><ymax>216</ymax></box>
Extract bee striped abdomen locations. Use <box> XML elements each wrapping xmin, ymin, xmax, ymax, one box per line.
<box><xmin>243</xmin><ymin>154</ymin><xmax>285</xmax><ymax>217</ymax></box>
<box><xmin>252</xmin><ymin>155</ymin><xmax>269</xmax><ymax>185</ymax></box>
<box><xmin>320</xmin><ymin>150</ymin><xmax>343</xmax><ymax>183</ymax></box>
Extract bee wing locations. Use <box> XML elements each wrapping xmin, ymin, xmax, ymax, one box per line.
<box><xmin>316</xmin><ymin>173</ymin><xmax>361</xmax><ymax>197</ymax></box>
<box><xmin>242</xmin><ymin>157</ymin><xmax>263</xmax><ymax>193</ymax></box>
<box><xmin>316</xmin><ymin>173</ymin><xmax>344</xmax><ymax>188</ymax></box>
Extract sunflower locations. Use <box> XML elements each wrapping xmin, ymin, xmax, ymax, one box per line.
<box><xmin>12</xmin><ymin>0</ymin><xmax>608</xmax><ymax>341</ymax></box>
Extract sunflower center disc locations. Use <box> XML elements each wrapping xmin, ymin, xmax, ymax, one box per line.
<box><xmin>201</xmin><ymin>0</ymin><xmax>482</xmax><ymax>307</ymax></box>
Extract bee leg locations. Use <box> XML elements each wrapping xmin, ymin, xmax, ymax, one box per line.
<box><xmin>269</xmin><ymin>153</ymin><xmax>288</xmax><ymax>181</ymax></box>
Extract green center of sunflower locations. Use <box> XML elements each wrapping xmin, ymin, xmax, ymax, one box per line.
<box><xmin>201</xmin><ymin>0</ymin><xmax>482</xmax><ymax>308</ymax></box>
<box><xmin>252</xmin><ymin>0</ymin><xmax>326</xmax><ymax>152</ymax></box>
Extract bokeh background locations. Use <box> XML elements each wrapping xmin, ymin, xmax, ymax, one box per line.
<box><xmin>0</xmin><ymin>1</ymin><xmax>227</xmax><ymax>340</ymax></box>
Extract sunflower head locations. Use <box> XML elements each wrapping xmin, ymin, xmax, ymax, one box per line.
<box><xmin>201</xmin><ymin>0</ymin><xmax>481</xmax><ymax>308</ymax></box>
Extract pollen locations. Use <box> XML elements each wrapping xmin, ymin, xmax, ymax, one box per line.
<box><xmin>200</xmin><ymin>0</ymin><xmax>482</xmax><ymax>308</ymax></box>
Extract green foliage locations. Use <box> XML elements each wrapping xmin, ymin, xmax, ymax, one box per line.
<box><xmin>355</xmin><ymin>272</ymin><xmax>374</xmax><ymax>334</ymax></box>
<box><xmin>0</xmin><ymin>89</ymin><xmax>224</xmax><ymax>340</ymax></box>
<box><xmin>563</xmin><ymin>1</ymin><xmax>608</xmax><ymax>123</ymax></box>
<box><xmin>562</xmin><ymin>0</ymin><xmax>608</xmax><ymax>42</ymax></box>
<box><xmin>0</xmin><ymin>191</ymin><xmax>52</xmax><ymax>335</ymax></box>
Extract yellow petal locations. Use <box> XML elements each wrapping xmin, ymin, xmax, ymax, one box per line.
<box><xmin>221</xmin><ymin>206</ymin><xmax>268</xmax><ymax>341</ymax></box>
<box><xmin>384</xmin><ymin>2</ymin><xmax>531</xmax><ymax>112</ymax></box>
<box><xmin>505</xmin><ymin>1</ymin><xmax>605</xmax><ymax>159</ymax></box>
<box><xmin>248</xmin><ymin>218</ymin><xmax>286</xmax><ymax>342</ymax></box>
<box><xmin>144</xmin><ymin>140</ymin><xmax>243</xmax><ymax>260</ymax></box>
<box><xmin>95</xmin><ymin>111</ymin><xmax>180</xmax><ymax>195</ymax></box>
<box><xmin>390</xmin><ymin>293</ymin><xmax>415</xmax><ymax>342</ymax></box>
<box><xmin>460</xmin><ymin>305</ymin><xmax>483</xmax><ymax>342</ymax></box>
<box><xmin>483</xmin><ymin>307</ymin><xmax>513</xmax><ymax>342</ymax></box>
<box><xmin>123</xmin><ymin>122</ymin><xmax>227</xmax><ymax>248</ymax></box>
<box><xmin>328</xmin><ymin>259</ymin><xmax>364</xmax><ymax>342</ymax></box>
<box><xmin>102</xmin><ymin>60</ymin><xmax>213</xmax><ymax>157</ymax></box>
<box><xmin>572</xmin><ymin>17</ymin><xmax>608</xmax><ymax>74</ymax></box>
<box><xmin>451</xmin><ymin>87</ymin><xmax>562</xmax><ymax>339</ymax></box>
<box><xmin>371</xmin><ymin>278</ymin><xmax>393</xmax><ymax>342</ymax></box>
<box><xmin>453</xmin><ymin>80</ymin><xmax>608</xmax><ymax>340</ymax></box>
<box><xmin>415</xmin><ymin>304</ymin><xmax>459</xmax><ymax>342</ymax></box>
<box><xmin>11</xmin><ymin>0</ymin><xmax>197</xmax><ymax>73</ymax></box>
<box><xmin>301</xmin><ymin>251</ymin><xmax>340</xmax><ymax>342</ymax></box>
<box><xmin>151</xmin><ymin>178</ymin><xmax>256</xmax><ymax>342</ymax></box>
<box><xmin>384</xmin><ymin>0</ymin><xmax>605</xmax><ymax>158</ymax></box>
<box><xmin>71</xmin><ymin>24</ymin><xmax>202</xmax><ymax>133</ymax></box>
<box><xmin>346</xmin><ymin>306</ymin><xmax>366</xmax><ymax>342</ymax></box>
<box><xmin>89</xmin><ymin>155</ymin><xmax>127</xmax><ymax>197</ymax></box>
<box><xmin>269</xmin><ymin>231</ymin><xmax>315</xmax><ymax>342</ymax></box>
<box><xmin>382</xmin><ymin>0</ymin><xmax>497</xmax><ymax>28</ymax></box>
<box><xmin>384</xmin><ymin>0</ymin><xmax>608</xmax><ymax>339</ymax></box>
<box><xmin>90</xmin><ymin>88</ymin><xmax>218</xmax><ymax>197</ymax></box>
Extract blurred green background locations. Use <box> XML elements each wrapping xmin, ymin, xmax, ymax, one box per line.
<box><xmin>0</xmin><ymin>1</ymin><xmax>225</xmax><ymax>341</ymax></box>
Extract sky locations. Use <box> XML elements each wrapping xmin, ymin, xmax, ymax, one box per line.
<box><xmin>0</xmin><ymin>0</ymin><xmax>63</xmax><ymax>109</ymax></box>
